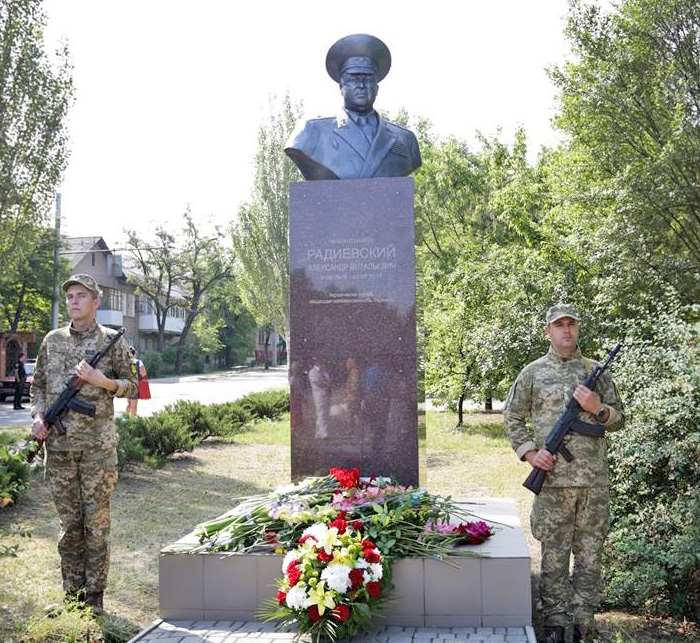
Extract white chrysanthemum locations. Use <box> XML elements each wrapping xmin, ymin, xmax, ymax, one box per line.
<box><xmin>302</xmin><ymin>522</ymin><xmax>329</xmax><ymax>542</ymax></box>
<box><xmin>321</xmin><ymin>564</ymin><xmax>352</xmax><ymax>594</ymax></box>
<box><xmin>354</xmin><ymin>558</ymin><xmax>369</xmax><ymax>569</ymax></box>
<box><xmin>285</xmin><ymin>585</ymin><xmax>311</xmax><ymax>610</ymax></box>
<box><xmin>369</xmin><ymin>562</ymin><xmax>383</xmax><ymax>580</ymax></box>
<box><xmin>282</xmin><ymin>550</ymin><xmax>299</xmax><ymax>573</ymax></box>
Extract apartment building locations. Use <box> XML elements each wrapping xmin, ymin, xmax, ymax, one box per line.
<box><xmin>64</xmin><ymin>236</ymin><xmax>186</xmax><ymax>351</ymax></box>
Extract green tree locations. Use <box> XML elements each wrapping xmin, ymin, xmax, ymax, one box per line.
<box><xmin>172</xmin><ymin>212</ymin><xmax>233</xmax><ymax>373</ymax></box>
<box><xmin>550</xmin><ymin>0</ymin><xmax>700</xmax><ymax>301</ymax></box>
<box><xmin>0</xmin><ymin>0</ymin><xmax>73</xmax><ymax>333</ymax></box>
<box><xmin>231</xmin><ymin>94</ymin><xmax>302</xmax><ymax>344</ymax></box>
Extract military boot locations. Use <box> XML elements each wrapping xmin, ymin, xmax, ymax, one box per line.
<box><xmin>542</xmin><ymin>625</ymin><xmax>565</xmax><ymax>643</ymax></box>
<box><xmin>86</xmin><ymin>591</ymin><xmax>104</xmax><ymax>615</ymax></box>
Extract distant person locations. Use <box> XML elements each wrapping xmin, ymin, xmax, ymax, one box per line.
<box><xmin>503</xmin><ymin>304</ymin><xmax>625</xmax><ymax>643</ymax></box>
<box><xmin>30</xmin><ymin>274</ymin><xmax>137</xmax><ymax>614</ymax></box>
<box><xmin>126</xmin><ymin>346</ymin><xmax>147</xmax><ymax>416</ymax></box>
<box><xmin>13</xmin><ymin>353</ymin><xmax>26</xmax><ymax>410</ymax></box>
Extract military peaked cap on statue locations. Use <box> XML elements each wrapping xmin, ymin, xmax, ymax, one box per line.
<box><xmin>546</xmin><ymin>303</ymin><xmax>581</xmax><ymax>324</ymax></box>
<box><xmin>326</xmin><ymin>33</ymin><xmax>391</xmax><ymax>83</ymax></box>
<box><xmin>62</xmin><ymin>274</ymin><xmax>102</xmax><ymax>299</ymax></box>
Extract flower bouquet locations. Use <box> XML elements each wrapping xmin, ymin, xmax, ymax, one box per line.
<box><xmin>262</xmin><ymin>521</ymin><xmax>390</xmax><ymax>642</ymax></box>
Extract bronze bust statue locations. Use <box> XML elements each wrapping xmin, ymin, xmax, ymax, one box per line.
<box><xmin>285</xmin><ymin>34</ymin><xmax>422</xmax><ymax>180</ymax></box>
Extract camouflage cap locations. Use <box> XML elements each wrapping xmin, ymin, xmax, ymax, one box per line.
<box><xmin>546</xmin><ymin>303</ymin><xmax>581</xmax><ymax>324</ymax></box>
<box><xmin>62</xmin><ymin>274</ymin><xmax>101</xmax><ymax>298</ymax></box>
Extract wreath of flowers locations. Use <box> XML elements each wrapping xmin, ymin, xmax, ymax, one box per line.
<box><xmin>266</xmin><ymin>520</ymin><xmax>389</xmax><ymax>642</ymax></box>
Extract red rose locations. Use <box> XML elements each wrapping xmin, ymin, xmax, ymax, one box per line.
<box><xmin>364</xmin><ymin>549</ymin><xmax>380</xmax><ymax>564</ymax></box>
<box><xmin>352</xmin><ymin>520</ymin><xmax>363</xmax><ymax>533</ymax></box>
<box><xmin>277</xmin><ymin>590</ymin><xmax>286</xmax><ymax>605</ymax></box>
<box><xmin>361</xmin><ymin>540</ymin><xmax>376</xmax><ymax>550</ymax></box>
<box><xmin>308</xmin><ymin>605</ymin><xmax>322</xmax><ymax>621</ymax></box>
<box><xmin>330</xmin><ymin>518</ymin><xmax>348</xmax><ymax>534</ymax></box>
<box><xmin>265</xmin><ymin>531</ymin><xmax>279</xmax><ymax>544</ymax></box>
<box><xmin>349</xmin><ymin>568</ymin><xmax>364</xmax><ymax>589</ymax></box>
<box><xmin>287</xmin><ymin>566</ymin><xmax>301</xmax><ymax>586</ymax></box>
<box><xmin>317</xmin><ymin>549</ymin><xmax>333</xmax><ymax>563</ymax></box>
<box><xmin>332</xmin><ymin>604</ymin><xmax>350</xmax><ymax>621</ymax></box>
<box><xmin>366</xmin><ymin>581</ymin><xmax>381</xmax><ymax>598</ymax></box>
<box><xmin>287</xmin><ymin>559</ymin><xmax>300</xmax><ymax>573</ymax></box>
<box><xmin>337</xmin><ymin>511</ymin><xmax>347</xmax><ymax>520</ymax></box>
<box><xmin>299</xmin><ymin>534</ymin><xmax>317</xmax><ymax>545</ymax></box>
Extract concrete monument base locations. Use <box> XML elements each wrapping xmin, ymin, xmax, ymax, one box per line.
<box><xmin>159</xmin><ymin>498</ymin><xmax>531</xmax><ymax>628</ymax></box>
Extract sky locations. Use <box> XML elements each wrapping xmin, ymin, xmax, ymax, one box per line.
<box><xmin>43</xmin><ymin>0</ymin><xmax>574</xmax><ymax>247</ymax></box>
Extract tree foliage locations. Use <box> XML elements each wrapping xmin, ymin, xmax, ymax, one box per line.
<box><xmin>231</xmin><ymin>94</ymin><xmax>302</xmax><ymax>342</ymax></box>
<box><xmin>0</xmin><ymin>0</ymin><xmax>73</xmax><ymax>335</ymax></box>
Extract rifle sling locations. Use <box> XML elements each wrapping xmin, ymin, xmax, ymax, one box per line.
<box><xmin>570</xmin><ymin>418</ymin><xmax>605</xmax><ymax>438</ymax></box>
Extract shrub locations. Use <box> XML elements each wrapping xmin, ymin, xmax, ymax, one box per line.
<box><xmin>164</xmin><ymin>400</ymin><xmax>213</xmax><ymax>439</ymax></box>
<box><xmin>140</xmin><ymin>350</ymin><xmax>163</xmax><ymax>379</ymax></box>
<box><xmin>115</xmin><ymin>422</ymin><xmax>147</xmax><ymax>470</ymax></box>
<box><xmin>20</xmin><ymin>604</ymin><xmax>103</xmax><ymax>642</ymax></box>
<box><xmin>0</xmin><ymin>445</ymin><xmax>31</xmax><ymax>508</ymax></box>
<box><xmin>604</xmin><ymin>303</ymin><xmax>700</xmax><ymax>620</ymax></box>
<box><xmin>116</xmin><ymin>414</ymin><xmax>195</xmax><ymax>460</ymax></box>
<box><xmin>204</xmin><ymin>401</ymin><xmax>249</xmax><ymax>436</ymax></box>
<box><xmin>238</xmin><ymin>389</ymin><xmax>290</xmax><ymax>419</ymax></box>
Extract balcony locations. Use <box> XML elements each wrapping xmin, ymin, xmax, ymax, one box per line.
<box><xmin>96</xmin><ymin>309</ymin><xmax>124</xmax><ymax>327</ymax></box>
<box><xmin>138</xmin><ymin>313</ymin><xmax>185</xmax><ymax>334</ymax></box>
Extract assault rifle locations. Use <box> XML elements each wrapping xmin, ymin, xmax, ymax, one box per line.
<box><xmin>24</xmin><ymin>327</ymin><xmax>126</xmax><ymax>463</ymax></box>
<box><xmin>523</xmin><ymin>342</ymin><xmax>622</xmax><ymax>495</ymax></box>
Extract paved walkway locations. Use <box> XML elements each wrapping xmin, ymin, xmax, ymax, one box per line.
<box><xmin>128</xmin><ymin>621</ymin><xmax>537</xmax><ymax>643</ymax></box>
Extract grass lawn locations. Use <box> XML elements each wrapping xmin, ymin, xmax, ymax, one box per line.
<box><xmin>0</xmin><ymin>414</ymin><xmax>697</xmax><ymax>642</ymax></box>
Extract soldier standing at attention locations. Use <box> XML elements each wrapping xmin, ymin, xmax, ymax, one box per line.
<box><xmin>503</xmin><ymin>305</ymin><xmax>624</xmax><ymax>643</ymax></box>
<box><xmin>30</xmin><ymin>274</ymin><xmax>137</xmax><ymax>613</ymax></box>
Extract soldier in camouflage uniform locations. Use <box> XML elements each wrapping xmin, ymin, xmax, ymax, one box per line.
<box><xmin>30</xmin><ymin>274</ymin><xmax>137</xmax><ymax>613</ymax></box>
<box><xmin>503</xmin><ymin>304</ymin><xmax>624</xmax><ymax>643</ymax></box>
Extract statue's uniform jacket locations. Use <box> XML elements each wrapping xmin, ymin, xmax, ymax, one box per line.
<box><xmin>285</xmin><ymin>113</ymin><xmax>422</xmax><ymax>180</ymax></box>
<box><xmin>503</xmin><ymin>346</ymin><xmax>625</xmax><ymax>627</ymax></box>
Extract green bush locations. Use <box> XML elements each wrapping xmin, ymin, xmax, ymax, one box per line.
<box><xmin>238</xmin><ymin>389</ymin><xmax>290</xmax><ymax>419</ymax></box>
<box><xmin>604</xmin><ymin>303</ymin><xmax>700</xmax><ymax>620</ymax></box>
<box><xmin>140</xmin><ymin>350</ymin><xmax>163</xmax><ymax>378</ymax></box>
<box><xmin>115</xmin><ymin>422</ymin><xmax>147</xmax><ymax>470</ymax></box>
<box><xmin>116</xmin><ymin>414</ymin><xmax>195</xmax><ymax>461</ymax></box>
<box><xmin>164</xmin><ymin>400</ymin><xmax>213</xmax><ymax>439</ymax></box>
<box><xmin>0</xmin><ymin>445</ymin><xmax>31</xmax><ymax>508</ymax></box>
<box><xmin>204</xmin><ymin>401</ymin><xmax>249</xmax><ymax>436</ymax></box>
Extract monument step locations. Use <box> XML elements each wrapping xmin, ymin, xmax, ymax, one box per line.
<box><xmin>127</xmin><ymin>620</ymin><xmax>537</xmax><ymax>643</ymax></box>
<box><xmin>159</xmin><ymin>498</ymin><xmax>531</xmax><ymax>629</ymax></box>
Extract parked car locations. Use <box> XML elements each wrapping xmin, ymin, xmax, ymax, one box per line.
<box><xmin>0</xmin><ymin>359</ymin><xmax>35</xmax><ymax>403</ymax></box>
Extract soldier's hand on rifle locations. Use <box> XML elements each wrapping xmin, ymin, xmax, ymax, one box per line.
<box><xmin>572</xmin><ymin>385</ymin><xmax>601</xmax><ymax>413</ymax></box>
<box><xmin>76</xmin><ymin>360</ymin><xmax>118</xmax><ymax>393</ymax></box>
<box><xmin>525</xmin><ymin>448</ymin><xmax>557</xmax><ymax>471</ymax></box>
<box><xmin>32</xmin><ymin>415</ymin><xmax>49</xmax><ymax>441</ymax></box>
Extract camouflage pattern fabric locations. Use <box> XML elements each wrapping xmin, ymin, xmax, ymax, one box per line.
<box><xmin>30</xmin><ymin>320</ymin><xmax>136</xmax><ymax>452</ymax></box>
<box><xmin>46</xmin><ymin>449</ymin><xmax>118</xmax><ymax>593</ymax></box>
<box><xmin>503</xmin><ymin>346</ymin><xmax>624</xmax><ymax>487</ymax></box>
<box><xmin>503</xmin><ymin>345</ymin><xmax>624</xmax><ymax>627</ymax></box>
<box><xmin>532</xmin><ymin>487</ymin><xmax>610</xmax><ymax>626</ymax></box>
<box><xmin>30</xmin><ymin>320</ymin><xmax>136</xmax><ymax>595</ymax></box>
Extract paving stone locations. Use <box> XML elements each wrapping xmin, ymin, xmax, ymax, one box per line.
<box><xmin>506</xmin><ymin>629</ymin><xmax>525</xmax><ymax>636</ymax></box>
<box><xmin>452</xmin><ymin>629</ymin><xmax>476</xmax><ymax>636</ymax></box>
<box><xmin>494</xmin><ymin>629</ymin><xmax>507</xmax><ymax>635</ymax></box>
<box><xmin>236</xmin><ymin>623</ymin><xmax>264</xmax><ymax>633</ymax></box>
<box><xmin>476</xmin><ymin>630</ymin><xmax>494</xmax><ymax>636</ymax></box>
<box><xmin>385</xmin><ymin>636</ymin><xmax>413</xmax><ymax>643</ymax></box>
<box><xmin>179</xmin><ymin>637</ymin><xmax>206</xmax><ymax>643</ymax></box>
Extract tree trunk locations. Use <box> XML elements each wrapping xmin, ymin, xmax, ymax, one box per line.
<box><xmin>456</xmin><ymin>390</ymin><xmax>467</xmax><ymax>428</ymax></box>
<box><xmin>263</xmin><ymin>328</ymin><xmax>270</xmax><ymax>370</ymax></box>
<box><xmin>485</xmin><ymin>396</ymin><xmax>493</xmax><ymax>411</ymax></box>
<box><xmin>174</xmin><ymin>312</ymin><xmax>197</xmax><ymax>374</ymax></box>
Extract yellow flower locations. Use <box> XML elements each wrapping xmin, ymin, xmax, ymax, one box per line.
<box><xmin>307</xmin><ymin>580</ymin><xmax>336</xmax><ymax>615</ymax></box>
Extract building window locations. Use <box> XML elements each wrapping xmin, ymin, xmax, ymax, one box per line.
<box><xmin>101</xmin><ymin>287</ymin><xmax>123</xmax><ymax>311</ymax></box>
<box><xmin>137</xmin><ymin>296</ymin><xmax>155</xmax><ymax>315</ymax></box>
<box><xmin>126</xmin><ymin>294</ymin><xmax>135</xmax><ymax>317</ymax></box>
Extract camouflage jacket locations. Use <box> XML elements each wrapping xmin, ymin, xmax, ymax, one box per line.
<box><xmin>503</xmin><ymin>346</ymin><xmax>624</xmax><ymax>488</ymax></box>
<box><xmin>30</xmin><ymin>321</ymin><xmax>137</xmax><ymax>453</ymax></box>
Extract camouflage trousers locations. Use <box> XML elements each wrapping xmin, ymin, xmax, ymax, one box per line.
<box><xmin>531</xmin><ymin>486</ymin><xmax>610</xmax><ymax>627</ymax></box>
<box><xmin>45</xmin><ymin>449</ymin><xmax>118</xmax><ymax>595</ymax></box>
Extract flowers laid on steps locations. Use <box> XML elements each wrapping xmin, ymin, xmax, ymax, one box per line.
<box><xmin>180</xmin><ymin>468</ymin><xmax>498</xmax><ymax>642</ymax></box>
<box><xmin>263</xmin><ymin>521</ymin><xmax>389</xmax><ymax>641</ymax></box>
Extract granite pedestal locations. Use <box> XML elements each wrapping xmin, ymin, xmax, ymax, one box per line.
<box><xmin>288</xmin><ymin>177</ymin><xmax>422</xmax><ymax>486</ymax></box>
<box><xmin>159</xmin><ymin>498</ymin><xmax>531</xmax><ymax>628</ymax></box>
